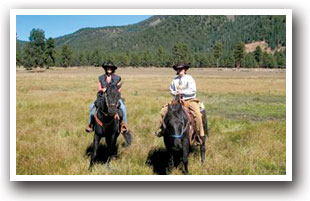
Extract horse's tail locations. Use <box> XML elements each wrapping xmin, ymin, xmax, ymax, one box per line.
<box><xmin>201</xmin><ymin>109</ymin><xmax>209</xmax><ymax>137</ymax></box>
<box><xmin>122</xmin><ymin>130</ymin><xmax>132</xmax><ymax>147</ymax></box>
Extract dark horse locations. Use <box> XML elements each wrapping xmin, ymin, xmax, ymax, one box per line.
<box><xmin>89</xmin><ymin>84</ymin><xmax>132</xmax><ymax>170</ymax></box>
<box><xmin>161</xmin><ymin>95</ymin><xmax>208</xmax><ymax>174</ymax></box>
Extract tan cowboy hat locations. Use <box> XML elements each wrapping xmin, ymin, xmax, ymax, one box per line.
<box><xmin>173</xmin><ymin>62</ymin><xmax>190</xmax><ymax>71</ymax></box>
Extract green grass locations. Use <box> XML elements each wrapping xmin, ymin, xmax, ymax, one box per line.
<box><xmin>16</xmin><ymin>67</ymin><xmax>286</xmax><ymax>175</ymax></box>
<box><xmin>202</xmin><ymin>93</ymin><xmax>286</xmax><ymax>121</ymax></box>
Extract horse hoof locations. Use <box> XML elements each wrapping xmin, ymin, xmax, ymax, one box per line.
<box><xmin>122</xmin><ymin>142</ymin><xmax>129</xmax><ymax>148</ymax></box>
<box><xmin>183</xmin><ymin>171</ymin><xmax>190</xmax><ymax>175</ymax></box>
<box><xmin>110</xmin><ymin>155</ymin><xmax>118</xmax><ymax>160</ymax></box>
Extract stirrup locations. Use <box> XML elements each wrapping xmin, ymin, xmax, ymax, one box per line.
<box><xmin>154</xmin><ymin>129</ymin><xmax>163</xmax><ymax>137</ymax></box>
<box><xmin>121</xmin><ymin>123</ymin><xmax>128</xmax><ymax>134</ymax></box>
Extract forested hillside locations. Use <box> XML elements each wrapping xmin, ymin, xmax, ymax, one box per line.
<box><xmin>16</xmin><ymin>15</ymin><xmax>286</xmax><ymax>69</ymax></box>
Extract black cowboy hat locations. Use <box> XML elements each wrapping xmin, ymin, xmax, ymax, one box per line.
<box><xmin>173</xmin><ymin>62</ymin><xmax>191</xmax><ymax>71</ymax></box>
<box><xmin>101</xmin><ymin>61</ymin><xmax>118</xmax><ymax>71</ymax></box>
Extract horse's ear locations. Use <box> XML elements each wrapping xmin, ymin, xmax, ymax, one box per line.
<box><xmin>97</xmin><ymin>91</ymin><xmax>103</xmax><ymax>98</ymax></box>
<box><xmin>167</xmin><ymin>103</ymin><xmax>172</xmax><ymax>110</ymax></box>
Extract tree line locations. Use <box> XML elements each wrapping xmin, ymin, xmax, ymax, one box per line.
<box><xmin>16</xmin><ymin>28</ymin><xmax>286</xmax><ymax>69</ymax></box>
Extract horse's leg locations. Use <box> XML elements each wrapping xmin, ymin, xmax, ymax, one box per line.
<box><xmin>200</xmin><ymin>110</ymin><xmax>208</xmax><ymax>163</ymax></box>
<box><xmin>200</xmin><ymin>136</ymin><xmax>206</xmax><ymax>164</ymax></box>
<box><xmin>106</xmin><ymin>131</ymin><xmax>118</xmax><ymax>166</ymax></box>
<box><xmin>167</xmin><ymin>151</ymin><xmax>174</xmax><ymax>174</ymax></box>
<box><xmin>182</xmin><ymin>139</ymin><xmax>190</xmax><ymax>175</ymax></box>
<box><xmin>110</xmin><ymin>130</ymin><xmax>119</xmax><ymax>159</ymax></box>
<box><xmin>89</xmin><ymin>134</ymin><xmax>101</xmax><ymax>170</ymax></box>
<box><xmin>105</xmin><ymin>134</ymin><xmax>112</xmax><ymax>165</ymax></box>
<box><xmin>164</xmin><ymin>136</ymin><xmax>174</xmax><ymax>174</ymax></box>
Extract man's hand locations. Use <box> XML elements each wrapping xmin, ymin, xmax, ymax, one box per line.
<box><xmin>176</xmin><ymin>89</ymin><xmax>182</xmax><ymax>95</ymax></box>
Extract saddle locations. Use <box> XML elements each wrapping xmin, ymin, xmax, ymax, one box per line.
<box><xmin>181</xmin><ymin>106</ymin><xmax>203</xmax><ymax>145</ymax></box>
<box><xmin>94</xmin><ymin>108</ymin><xmax>123</xmax><ymax>127</ymax></box>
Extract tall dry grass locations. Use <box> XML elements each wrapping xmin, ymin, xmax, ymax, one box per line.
<box><xmin>16</xmin><ymin>67</ymin><xmax>286</xmax><ymax>175</ymax></box>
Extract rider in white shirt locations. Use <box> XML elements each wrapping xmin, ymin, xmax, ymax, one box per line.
<box><xmin>156</xmin><ymin>62</ymin><xmax>205</xmax><ymax>138</ymax></box>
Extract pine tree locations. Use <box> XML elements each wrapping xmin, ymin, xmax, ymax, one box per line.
<box><xmin>130</xmin><ymin>53</ymin><xmax>140</xmax><ymax>67</ymax></box>
<box><xmin>241</xmin><ymin>53</ymin><xmax>258</xmax><ymax>68</ymax></box>
<box><xmin>233</xmin><ymin>42</ymin><xmax>245</xmax><ymax>69</ymax></box>
<box><xmin>194</xmin><ymin>53</ymin><xmax>208</xmax><ymax>67</ymax></box>
<box><xmin>16</xmin><ymin>37</ymin><xmax>23</xmax><ymax>67</ymax></box>
<box><xmin>156</xmin><ymin>45</ymin><xmax>165</xmax><ymax>67</ymax></box>
<box><xmin>30</xmin><ymin>29</ymin><xmax>45</xmax><ymax>67</ymax></box>
<box><xmin>222</xmin><ymin>51</ymin><xmax>235</xmax><ymax>68</ymax></box>
<box><xmin>172</xmin><ymin>42</ymin><xmax>190</xmax><ymax>63</ymax></box>
<box><xmin>117</xmin><ymin>52</ymin><xmax>130</xmax><ymax>67</ymax></box>
<box><xmin>85</xmin><ymin>51</ymin><xmax>92</xmax><ymax>66</ymax></box>
<box><xmin>141</xmin><ymin>50</ymin><xmax>152</xmax><ymax>67</ymax></box>
<box><xmin>44</xmin><ymin>37</ymin><xmax>56</xmax><ymax>68</ymax></box>
<box><xmin>23</xmin><ymin>29</ymin><xmax>46</xmax><ymax>69</ymax></box>
<box><xmin>274</xmin><ymin>49</ymin><xmax>286</xmax><ymax>68</ymax></box>
<box><xmin>77</xmin><ymin>52</ymin><xmax>86</xmax><ymax>66</ymax></box>
<box><xmin>91</xmin><ymin>49</ymin><xmax>102</xmax><ymax>66</ymax></box>
<box><xmin>254</xmin><ymin>46</ymin><xmax>263</xmax><ymax>67</ymax></box>
<box><xmin>213</xmin><ymin>41</ymin><xmax>223</xmax><ymax>68</ymax></box>
<box><xmin>60</xmin><ymin>45</ymin><xmax>72</xmax><ymax>67</ymax></box>
<box><xmin>23</xmin><ymin>43</ymin><xmax>35</xmax><ymax>70</ymax></box>
<box><xmin>262</xmin><ymin>51</ymin><xmax>276</xmax><ymax>68</ymax></box>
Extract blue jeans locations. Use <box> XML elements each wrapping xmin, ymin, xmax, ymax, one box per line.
<box><xmin>119</xmin><ymin>99</ymin><xmax>127</xmax><ymax>124</ymax></box>
<box><xmin>89</xmin><ymin>99</ymin><xmax>127</xmax><ymax>124</ymax></box>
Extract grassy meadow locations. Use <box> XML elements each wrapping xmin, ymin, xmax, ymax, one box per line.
<box><xmin>16</xmin><ymin>67</ymin><xmax>286</xmax><ymax>175</ymax></box>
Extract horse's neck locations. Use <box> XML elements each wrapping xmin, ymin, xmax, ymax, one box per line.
<box><xmin>97</xmin><ymin>108</ymin><xmax>111</xmax><ymax>122</ymax></box>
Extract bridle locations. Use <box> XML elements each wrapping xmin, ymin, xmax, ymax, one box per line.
<box><xmin>170</xmin><ymin>119</ymin><xmax>189</xmax><ymax>139</ymax></box>
<box><xmin>105</xmin><ymin>90</ymin><xmax>120</xmax><ymax>107</ymax></box>
<box><xmin>95</xmin><ymin>91</ymin><xmax>120</xmax><ymax>128</ymax></box>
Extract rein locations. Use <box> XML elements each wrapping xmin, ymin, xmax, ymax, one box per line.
<box><xmin>171</xmin><ymin>121</ymin><xmax>189</xmax><ymax>139</ymax></box>
<box><xmin>169</xmin><ymin>97</ymin><xmax>188</xmax><ymax>139</ymax></box>
<box><xmin>104</xmin><ymin>92</ymin><xmax>118</xmax><ymax>107</ymax></box>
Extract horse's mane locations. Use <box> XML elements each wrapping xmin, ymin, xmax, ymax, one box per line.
<box><xmin>95</xmin><ymin>91</ymin><xmax>106</xmax><ymax>110</ymax></box>
<box><xmin>106</xmin><ymin>83</ymin><xmax>121</xmax><ymax>94</ymax></box>
<box><xmin>165</xmin><ymin>103</ymin><xmax>187</xmax><ymax>126</ymax></box>
<box><xmin>168</xmin><ymin>103</ymin><xmax>183</xmax><ymax>115</ymax></box>
<box><xmin>106</xmin><ymin>84</ymin><xmax>118</xmax><ymax>92</ymax></box>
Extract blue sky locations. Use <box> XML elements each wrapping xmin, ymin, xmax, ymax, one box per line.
<box><xmin>16</xmin><ymin>15</ymin><xmax>152</xmax><ymax>41</ymax></box>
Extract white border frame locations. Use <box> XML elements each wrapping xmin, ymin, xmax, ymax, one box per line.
<box><xmin>10</xmin><ymin>9</ymin><xmax>292</xmax><ymax>181</ymax></box>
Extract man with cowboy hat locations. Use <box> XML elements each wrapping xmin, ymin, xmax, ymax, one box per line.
<box><xmin>155</xmin><ymin>62</ymin><xmax>205</xmax><ymax>138</ymax></box>
<box><xmin>86</xmin><ymin>61</ymin><xmax>128</xmax><ymax>133</ymax></box>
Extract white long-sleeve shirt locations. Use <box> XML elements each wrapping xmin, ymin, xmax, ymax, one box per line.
<box><xmin>170</xmin><ymin>74</ymin><xmax>196</xmax><ymax>100</ymax></box>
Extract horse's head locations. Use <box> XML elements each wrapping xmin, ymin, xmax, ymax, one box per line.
<box><xmin>104</xmin><ymin>84</ymin><xmax>121</xmax><ymax>116</ymax></box>
<box><xmin>171</xmin><ymin>94</ymin><xmax>184</xmax><ymax>105</ymax></box>
<box><xmin>163</xmin><ymin>103</ymin><xmax>188</xmax><ymax>151</ymax></box>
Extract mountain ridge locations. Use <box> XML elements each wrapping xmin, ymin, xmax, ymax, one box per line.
<box><xmin>17</xmin><ymin>15</ymin><xmax>286</xmax><ymax>68</ymax></box>
<box><xmin>18</xmin><ymin>15</ymin><xmax>286</xmax><ymax>53</ymax></box>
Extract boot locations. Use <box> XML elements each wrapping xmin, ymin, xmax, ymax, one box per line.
<box><xmin>121</xmin><ymin>122</ymin><xmax>128</xmax><ymax>134</ymax></box>
<box><xmin>85</xmin><ymin>124</ymin><xmax>93</xmax><ymax>133</ymax></box>
<box><xmin>154</xmin><ymin>128</ymin><xmax>163</xmax><ymax>137</ymax></box>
